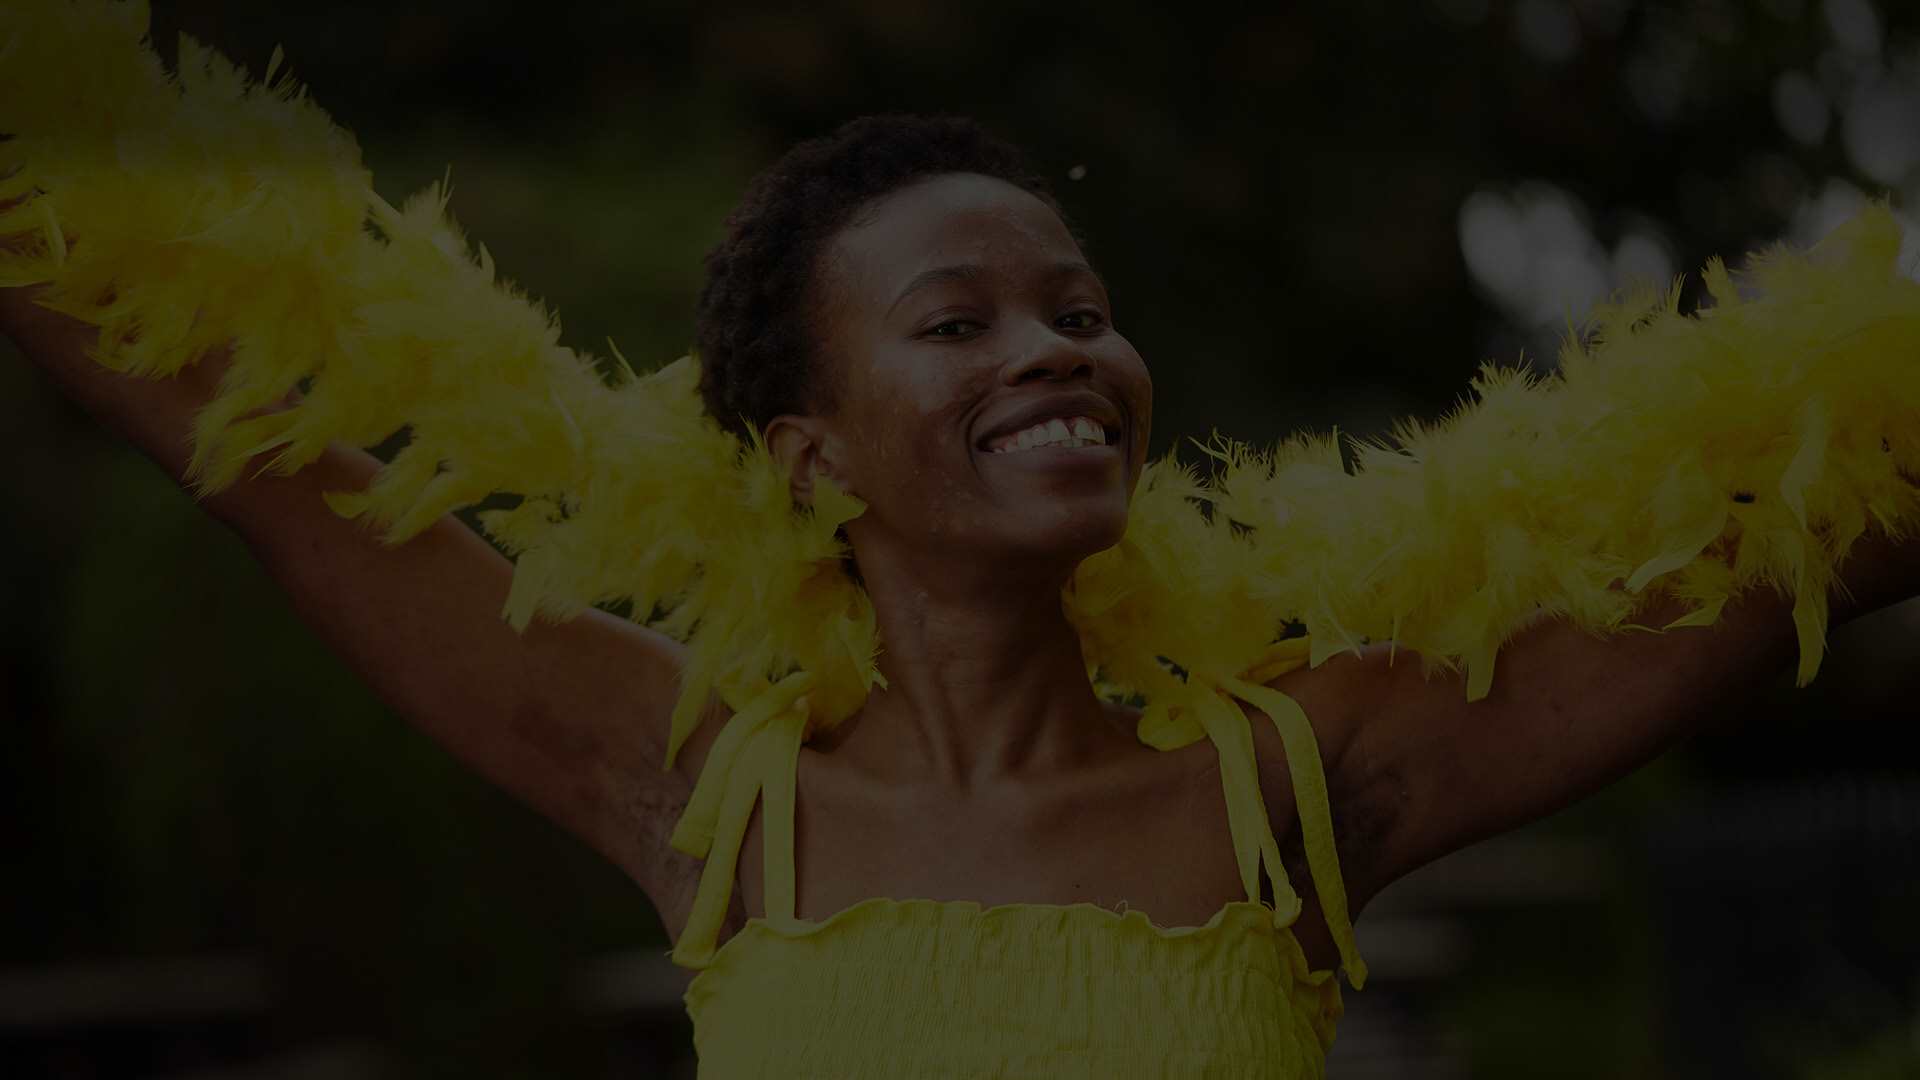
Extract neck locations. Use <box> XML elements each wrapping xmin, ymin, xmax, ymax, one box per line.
<box><xmin>836</xmin><ymin>544</ymin><xmax>1127</xmax><ymax>791</ymax></box>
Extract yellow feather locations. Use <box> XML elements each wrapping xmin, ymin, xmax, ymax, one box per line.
<box><xmin>5</xmin><ymin>0</ymin><xmax>1916</xmax><ymax>766</ymax></box>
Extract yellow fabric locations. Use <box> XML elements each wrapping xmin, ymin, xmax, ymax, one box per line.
<box><xmin>685</xmin><ymin>901</ymin><xmax>1340</xmax><ymax>1079</ymax></box>
<box><xmin>1221</xmin><ymin>675</ymin><xmax>1366</xmax><ymax>987</ymax></box>
<box><xmin>672</xmin><ymin>647</ymin><xmax>1354</xmax><ymax>1077</ymax></box>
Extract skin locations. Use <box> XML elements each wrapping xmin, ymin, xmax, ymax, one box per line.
<box><xmin>5</xmin><ymin>175</ymin><xmax>1918</xmax><ymax>979</ymax></box>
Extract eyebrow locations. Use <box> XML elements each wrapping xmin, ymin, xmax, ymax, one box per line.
<box><xmin>886</xmin><ymin>260</ymin><xmax>1103</xmax><ymax>317</ymax></box>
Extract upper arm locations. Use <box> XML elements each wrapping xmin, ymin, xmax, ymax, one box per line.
<box><xmin>235</xmin><ymin>445</ymin><xmax>705</xmax><ymax>893</ymax></box>
<box><xmin>5</xmin><ymin>285</ymin><xmax>721</xmax><ymax>901</ymax></box>
<box><xmin>1323</xmin><ymin>584</ymin><xmax>1808</xmax><ymax>912</ymax></box>
<box><xmin>1325</xmin><ymin>522</ymin><xmax>1920</xmax><ymax>910</ymax></box>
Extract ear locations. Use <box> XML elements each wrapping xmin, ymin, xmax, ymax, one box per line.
<box><xmin>765</xmin><ymin>414</ymin><xmax>845</xmax><ymax>507</ymax></box>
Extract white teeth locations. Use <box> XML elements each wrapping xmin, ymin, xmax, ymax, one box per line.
<box><xmin>986</xmin><ymin>415</ymin><xmax>1113</xmax><ymax>454</ymax></box>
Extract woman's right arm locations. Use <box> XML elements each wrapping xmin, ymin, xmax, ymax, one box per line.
<box><xmin>2</xmin><ymin>284</ymin><xmax>728</xmax><ymax>918</ymax></box>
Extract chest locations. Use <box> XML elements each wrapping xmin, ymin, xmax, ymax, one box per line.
<box><xmin>729</xmin><ymin>737</ymin><xmax>1287</xmax><ymax>934</ymax></box>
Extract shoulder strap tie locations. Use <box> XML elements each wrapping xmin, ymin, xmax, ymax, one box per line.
<box><xmin>668</xmin><ymin>671</ymin><xmax>812</xmax><ymax>969</ymax></box>
<box><xmin>1215</xmin><ymin>673</ymin><xmax>1368</xmax><ymax>990</ymax></box>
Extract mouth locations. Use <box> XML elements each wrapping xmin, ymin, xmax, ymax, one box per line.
<box><xmin>981</xmin><ymin>415</ymin><xmax>1120</xmax><ymax>455</ymax></box>
<box><xmin>974</xmin><ymin>390</ymin><xmax>1126</xmax><ymax>458</ymax></box>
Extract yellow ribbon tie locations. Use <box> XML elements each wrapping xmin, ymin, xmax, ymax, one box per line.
<box><xmin>758</xmin><ymin>705</ymin><xmax>809</xmax><ymax>929</ymax></box>
<box><xmin>1189</xmin><ymin>688</ymin><xmax>1297</xmax><ymax>918</ymax></box>
<box><xmin>669</xmin><ymin>674</ymin><xmax>813</xmax><ymax>969</ymax></box>
<box><xmin>1221</xmin><ymin>675</ymin><xmax>1369</xmax><ymax>990</ymax></box>
<box><xmin>669</xmin><ymin>670</ymin><xmax>812</xmax><ymax>859</ymax></box>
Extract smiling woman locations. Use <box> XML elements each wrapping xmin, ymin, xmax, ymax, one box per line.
<box><xmin>652</xmin><ymin>126</ymin><xmax>1364</xmax><ymax>1074</ymax></box>
<box><xmin>693</xmin><ymin>119</ymin><xmax>1151</xmax><ymax>575</ymax></box>
<box><xmin>768</xmin><ymin>171</ymin><xmax>1149</xmax><ymax>570</ymax></box>
<box><xmin>5</xmin><ymin>3</ymin><xmax>1920</xmax><ymax>1079</ymax></box>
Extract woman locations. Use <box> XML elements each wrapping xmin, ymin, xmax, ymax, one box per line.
<box><xmin>5</xmin><ymin>11</ymin><xmax>1919</xmax><ymax>1075</ymax></box>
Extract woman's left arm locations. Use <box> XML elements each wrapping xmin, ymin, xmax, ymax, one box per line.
<box><xmin>1316</xmin><ymin>526</ymin><xmax>1920</xmax><ymax>912</ymax></box>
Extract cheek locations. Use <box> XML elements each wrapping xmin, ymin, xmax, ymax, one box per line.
<box><xmin>869</xmin><ymin>403</ymin><xmax>1009</xmax><ymax>539</ymax></box>
<box><xmin>842</xmin><ymin>384</ymin><xmax>971</xmax><ymax>502</ymax></box>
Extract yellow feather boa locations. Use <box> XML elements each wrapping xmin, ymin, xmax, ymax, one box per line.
<box><xmin>6</xmin><ymin>0</ymin><xmax>1919</xmax><ymax>743</ymax></box>
<box><xmin>5</xmin><ymin>3</ymin><xmax>1920</xmax><ymax>983</ymax></box>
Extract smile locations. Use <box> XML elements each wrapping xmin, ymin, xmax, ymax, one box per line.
<box><xmin>985</xmin><ymin>416</ymin><xmax>1111</xmax><ymax>454</ymax></box>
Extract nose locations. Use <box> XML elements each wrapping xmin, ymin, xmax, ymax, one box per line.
<box><xmin>1000</xmin><ymin>326</ymin><xmax>1095</xmax><ymax>386</ymax></box>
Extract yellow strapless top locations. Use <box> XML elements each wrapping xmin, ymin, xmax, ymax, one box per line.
<box><xmin>665</xmin><ymin>642</ymin><xmax>1365</xmax><ymax>1078</ymax></box>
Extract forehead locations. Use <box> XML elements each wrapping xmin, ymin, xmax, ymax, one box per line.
<box><xmin>826</xmin><ymin>173</ymin><xmax>1082</xmax><ymax>302</ymax></box>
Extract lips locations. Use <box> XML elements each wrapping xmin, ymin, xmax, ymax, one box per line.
<box><xmin>975</xmin><ymin>389</ymin><xmax>1124</xmax><ymax>453</ymax></box>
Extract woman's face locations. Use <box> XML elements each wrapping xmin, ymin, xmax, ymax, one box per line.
<box><xmin>801</xmin><ymin>172</ymin><xmax>1152</xmax><ymax>572</ymax></box>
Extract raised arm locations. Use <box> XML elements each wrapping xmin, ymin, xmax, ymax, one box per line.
<box><xmin>1314</xmin><ymin>525</ymin><xmax>1920</xmax><ymax>912</ymax></box>
<box><xmin>2</xmin><ymin>284</ymin><xmax>727</xmax><ymax>913</ymax></box>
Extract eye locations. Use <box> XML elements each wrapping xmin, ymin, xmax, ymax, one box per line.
<box><xmin>924</xmin><ymin>317</ymin><xmax>984</xmax><ymax>338</ymax></box>
<box><xmin>1057</xmin><ymin>308</ymin><xmax>1108</xmax><ymax>332</ymax></box>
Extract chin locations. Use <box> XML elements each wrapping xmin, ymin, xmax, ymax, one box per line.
<box><xmin>999</xmin><ymin>496</ymin><xmax>1131</xmax><ymax>564</ymax></box>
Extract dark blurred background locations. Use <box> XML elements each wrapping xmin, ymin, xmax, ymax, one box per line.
<box><xmin>5</xmin><ymin>0</ymin><xmax>1920</xmax><ymax>1076</ymax></box>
